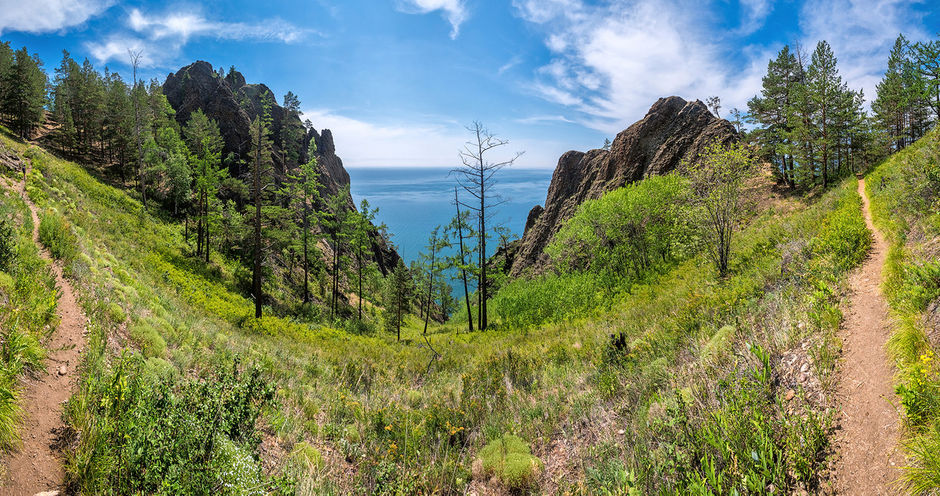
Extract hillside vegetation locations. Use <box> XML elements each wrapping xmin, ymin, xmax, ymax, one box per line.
<box><xmin>0</xmin><ymin>127</ymin><xmax>876</xmax><ymax>494</ymax></box>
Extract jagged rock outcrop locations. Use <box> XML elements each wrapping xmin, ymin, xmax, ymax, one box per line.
<box><xmin>510</xmin><ymin>96</ymin><xmax>737</xmax><ymax>275</ymax></box>
<box><xmin>162</xmin><ymin>61</ymin><xmax>398</xmax><ymax>273</ymax></box>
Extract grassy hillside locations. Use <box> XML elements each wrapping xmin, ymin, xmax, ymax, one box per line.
<box><xmin>0</xmin><ymin>128</ymin><xmax>876</xmax><ymax>494</ymax></box>
<box><xmin>867</xmin><ymin>129</ymin><xmax>940</xmax><ymax>494</ymax></box>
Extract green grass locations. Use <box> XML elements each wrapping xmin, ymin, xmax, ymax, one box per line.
<box><xmin>0</xmin><ymin>127</ymin><xmax>874</xmax><ymax>493</ymax></box>
<box><xmin>867</xmin><ymin>127</ymin><xmax>940</xmax><ymax>494</ymax></box>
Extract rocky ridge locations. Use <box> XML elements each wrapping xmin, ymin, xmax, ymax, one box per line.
<box><xmin>510</xmin><ymin>96</ymin><xmax>737</xmax><ymax>275</ymax></box>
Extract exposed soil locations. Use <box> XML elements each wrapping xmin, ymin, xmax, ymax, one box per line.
<box><xmin>1</xmin><ymin>161</ymin><xmax>86</xmax><ymax>495</ymax></box>
<box><xmin>831</xmin><ymin>179</ymin><xmax>903</xmax><ymax>494</ymax></box>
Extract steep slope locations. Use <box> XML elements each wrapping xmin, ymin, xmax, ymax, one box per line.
<box><xmin>511</xmin><ymin>96</ymin><xmax>737</xmax><ymax>275</ymax></box>
<box><xmin>162</xmin><ymin>61</ymin><xmax>398</xmax><ymax>273</ymax></box>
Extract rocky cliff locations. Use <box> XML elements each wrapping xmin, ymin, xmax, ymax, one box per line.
<box><xmin>162</xmin><ymin>61</ymin><xmax>398</xmax><ymax>273</ymax></box>
<box><xmin>510</xmin><ymin>96</ymin><xmax>737</xmax><ymax>275</ymax></box>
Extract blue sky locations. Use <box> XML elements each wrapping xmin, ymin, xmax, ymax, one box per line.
<box><xmin>1</xmin><ymin>0</ymin><xmax>938</xmax><ymax>167</ymax></box>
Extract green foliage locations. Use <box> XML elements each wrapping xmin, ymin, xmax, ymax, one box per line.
<box><xmin>548</xmin><ymin>174</ymin><xmax>693</xmax><ymax>285</ymax></box>
<box><xmin>69</xmin><ymin>356</ymin><xmax>276</xmax><ymax>495</ymax></box>
<box><xmin>129</xmin><ymin>319</ymin><xmax>167</xmax><ymax>358</ymax></box>
<box><xmin>492</xmin><ymin>271</ymin><xmax>605</xmax><ymax>329</ymax></box>
<box><xmin>647</xmin><ymin>346</ymin><xmax>830</xmax><ymax>493</ymax></box>
<box><xmin>38</xmin><ymin>209</ymin><xmax>78</xmax><ymax>262</ymax></box>
<box><xmin>810</xmin><ymin>191</ymin><xmax>871</xmax><ymax>271</ymax></box>
<box><xmin>477</xmin><ymin>434</ymin><xmax>543</xmax><ymax>490</ymax></box>
<box><xmin>0</xmin><ymin>216</ymin><xmax>14</xmax><ymax>271</ymax></box>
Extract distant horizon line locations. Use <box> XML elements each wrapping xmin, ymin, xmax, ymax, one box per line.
<box><xmin>345</xmin><ymin>164</ymin><xmax>556</xmax><ymax>170</ymax></box>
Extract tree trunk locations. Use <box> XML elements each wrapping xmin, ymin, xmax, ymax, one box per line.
<box><xmin>455</xmin><ymin>187</ymin><xmax>473</xmax><ymax>333</ymax></box>
<box><xmin>302</xmin><ymin>205</ymin><xmax>309</xmax><ymax>304</ymax></box>
<box><xmin>252</xmin><ymin>128</ymin><xmax>263</xmax><ymax>319</ymax></box>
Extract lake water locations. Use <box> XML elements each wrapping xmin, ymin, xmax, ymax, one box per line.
<box><xmin>347</xmin><ymin>167</ymin><xmax>554</xmax><ymax>263</ymax></box>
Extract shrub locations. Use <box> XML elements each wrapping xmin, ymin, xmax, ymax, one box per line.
<box><xmin>477</xmin><ymin>434</ymin><xmax>543</xmax><ymax>490</ymax></box>
<box><xmin>38</xmin><ymin>210</ymin><xmax>78</xmax><ymax>262</ymax></box>
<box><xmin>71</xmin><ymin>357</ymin><xmax>275</xmax><ymax>494</ymax></box>
<box><xmin>129</xmin><ymin>321</ymin><xmax>167</xmax><ymax>358</ymax></box>
<box><xmin>811</xmin><ymin>193</ymin><xmax>871</xmax><ymax>272</ymax></box>
<box><xmin>0</xmin><ymin>217</ymin><xmax>14</xmax><ymax>271</ymax></box>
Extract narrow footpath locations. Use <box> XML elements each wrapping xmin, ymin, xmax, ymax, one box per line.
<box><xmin>1</xmin><ymin>163</ymin><xmax>86</xmax><ymax>495</ymax></box>
<box><xmin>832</xmin><ymin>178</ymin><xmax>903</xmax><ymax>494</ymax></box>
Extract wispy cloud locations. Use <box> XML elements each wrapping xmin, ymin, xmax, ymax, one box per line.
<box><xmin>0</xmin><ymin>0</ymin><xmax>113</xmax><ymax>35</ymax></box>
<box><xmin>799</xmin><ymin>0</ymin><xmax>931</xmax><ymax>104</ymax></box>
<box><xmin>396</xmin><ymin>0</ymin><xmax>468</xmax><ymax>40</ymax></box>
<box><xmin>513</xmin><ymin>0</ymin><xmax>768</xmax><ymax>133</ymax></box>
<box><xmin>736</xmin><ymin>0</ymin><xmax>772</xmax><ymax>35</ymax></box>
<box><xmin>498</xmin><ymin>55</ymin><xmax>523</xmax><ymax>75</ymax></box>
<box><xmin>514</xmin><ymin>114</ymin><xmax>576</xmax><ymax>125</ymax></box>
<box><xmin>86</xmin><ymin>7</ymin><xmax>313</xmax><ymax>67</ymax></box>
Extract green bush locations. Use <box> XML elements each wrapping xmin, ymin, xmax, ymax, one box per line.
<box><xmin>477</xmin><ymin>434</ymin><xmax>543</xmax><ymax>490</ymax></box>
<box><xmin>0</xmin><ymin>217</ymin><xmax>14</xmax><ymax>271</ymax></box>
<box><xmin>38</xmin><ymin>209</ymin><xmax>78</xmax><ymax>262</ymax></box>
<box><xmin>70</xmin><ymin>356</ymin><xmax>276</xmax><ymax>495</ymax></box>
<box><xmin>129</xmin><ymin>321</ymin><xmax>167</xmax><ymax>358</ymax></box>
<box><xmin>645</xmin><ymin>345</ymin><xmax>830</xmax><ymax>493</ymax></box>
<box><xmin>492</xmin><ymin>271</ymin><xmax>605</xmax><ymax>328</ymax></box>
<box><xmin>811</xmin><ymin>193</ymin><xmax>871</xmax><ymax>271</ymax></box>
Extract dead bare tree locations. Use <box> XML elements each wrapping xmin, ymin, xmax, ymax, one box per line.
<box><xmin>452</xmin><ymin>122</ymin><xmax>522</xmax><ymax>331</ymax></box>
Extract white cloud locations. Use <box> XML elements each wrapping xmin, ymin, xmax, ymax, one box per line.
<box><xmin>498</xmin><ymin>55</ymin><xmax>523</xmax><ymax>75</ymax></box>
<box><xmin>396</xmin><ymin>0</ymin><xmax>468</xmax><ymax>39</ymax></box>
<box><xmin>302</xmin><ymin>109</ymin><xmax>563</xmax><ymax>168</ymax></box>
<box><xmin>737</xmin><ymin>0</ymin><xmax>772</xmax><ymax>35</ymax></box>
<box><xmin>514</xmin><ymin>114</ymin><xmax>576</xmax><ymax>125</ymax></box>
<box><xmin>799</xmin><ymin>0</ymin><xmax>930</xmax><ymax>104</ymax></box>
<box><xmin>0</xmin><ymin>0</ymin><xmax>112</xmax><ymax>35</ymax></box>
<box><xmin>513</xmin><ymin>0</ymin><xmax>769</xmax><ymax>134</ymax></box>
<box><xmin>86</xmin><ymin>7</ymin><xmax>311</xmax><ymax>67</ymax></box>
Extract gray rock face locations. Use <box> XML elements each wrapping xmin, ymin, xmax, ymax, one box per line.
<box><xmin>162</xmin><ymin>61</ymin><xmax>399</xmax><ymax>273</ymax></box>
<box><xmin>510</xmin><ymin>96</ymin><xmax>737</xmax><ymax>275</ymax></box>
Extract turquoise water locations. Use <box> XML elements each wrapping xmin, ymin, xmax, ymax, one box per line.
<box><xmin>347</xmin><ymin>167</ymin><xmax>554</xmax><ymax>263</ymax></box>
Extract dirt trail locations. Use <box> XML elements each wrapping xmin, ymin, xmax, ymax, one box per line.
<box><xmin>832</xmin><ymin>179</ymin><xmax>903</xmax><ymax>494</ymax></box>
<box><xmin>1</xmin><ymin>162</ymin><xmax>85</xmax><ymax>495</ymax></box>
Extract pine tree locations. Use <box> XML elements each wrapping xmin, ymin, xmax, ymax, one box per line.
<box><xmin>350</xmin><ymin>198</ymin><xmax>380</xmax><ymax>321</ymax></box>
<box><xmin>249</xmin><ymin>91</ymin><xmax>276</xmax><ymax>319</ymax></box>
<box><xmin>322</xmin><ymin>188</ymin><xmax>352</xmax><ymax>320</ymax></box>
<box><xmin>749</xmin><ymin>45</ymin><xmax>802</xmax><ymax>187</ymax></box>
<box><xmin>448</xmin><ymin>187</ymin><xmax>476</xmax><ymax>333</ymax></box>
<box><xmin>385</xmin><ymin>258</ymin><xmax>411</xmax><ymax>341</ymax></box>
<box><xmin>282</xmin><ymin>139</ymin><xmax>322</xmax><ymax>305</ymax></box>
<box><xmin>912</xmin><ymin>39</ymin><xmax>940</xmax><ymax>122</ymax></box>
<box><xmin>184</xmin><ymin>109</ymin><xmax>226</xmax><ymax>260</ymax></box>
<box><xmin>2</xmin><ymin>47</ymin><xmax>46</xmax><ymax>139</ymax></box>
<box><xmin>419</xmin><ymin>226</ymin><xmax>450</xmax><ymax>336</ymax></box>
<box><xmin>806</xmin><ymin>40</ymin><xmax>843</xmax><ymax>188</ymax></box>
